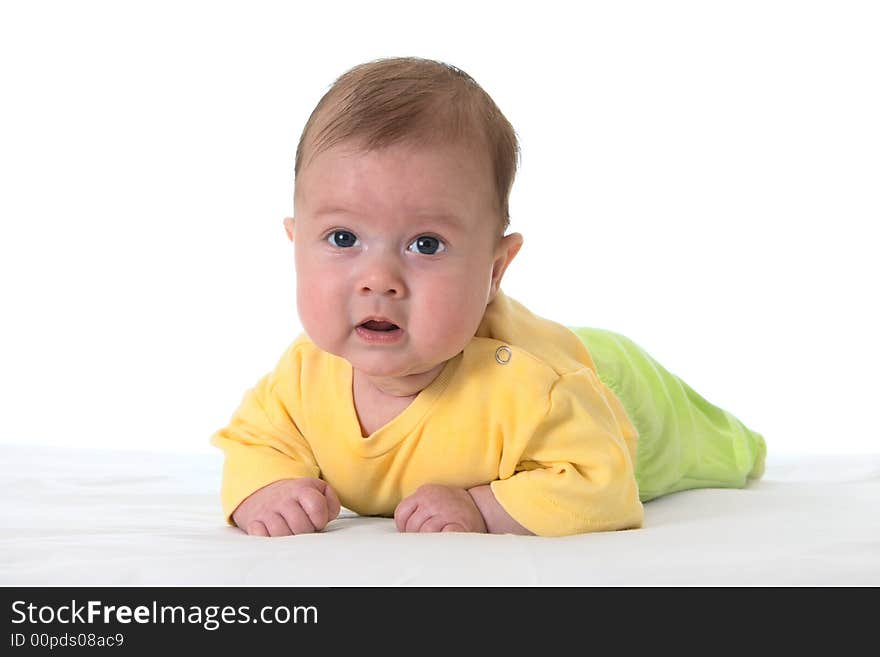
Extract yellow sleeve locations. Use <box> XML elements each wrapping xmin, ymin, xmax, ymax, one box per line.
<box><xmin>210</xmin><ymin>345</ymin><xmax>320</xmax><ymax>525</ymax></box>
<box><xmin>490</xmin><ymin>367</ymin><xmax>644</xmax><ymax>537</ymax></box>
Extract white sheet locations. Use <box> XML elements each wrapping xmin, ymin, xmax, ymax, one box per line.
<box><xmin>2</xmin><ymin>444</ymin><xmax>878</xmax><ymax>586</ymax></box>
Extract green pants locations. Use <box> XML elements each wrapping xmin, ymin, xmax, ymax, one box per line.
<box><xmin>569</xmin><ymin>327</ymin><xmax>766</xmax><ymax>502</ymax></box>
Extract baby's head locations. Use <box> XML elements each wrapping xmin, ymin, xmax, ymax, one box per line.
<box><xmin>285</xmin><ymin>57</ymin><xmax>523</xmax><ymax>394</ymax></box>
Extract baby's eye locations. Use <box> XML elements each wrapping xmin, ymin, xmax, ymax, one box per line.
<box><xmin>407</xmin><ymin>235</ymin><xmax>446</xmax><ymax>255</ymax></box>
<box><xmin>327</xmin><ymin>230</ymin><xmax>359</xmax><ymax>248</ymax></box>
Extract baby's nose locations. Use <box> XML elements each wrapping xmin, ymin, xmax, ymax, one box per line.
<box><xmin>360</xmin><ymin>279</ymin><xmax>402</xmax><ymax>296</ymax></box>
<box><xmin>357</xmin><ymin>257</ymin><xmax>406</xmax><ymax>297</ymax></box>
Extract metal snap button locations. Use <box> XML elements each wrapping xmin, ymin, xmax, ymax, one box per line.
<box><xmin>495</xmin><ymin>346</ymin><xmax>512</xmax><ymax>364</ymax></box>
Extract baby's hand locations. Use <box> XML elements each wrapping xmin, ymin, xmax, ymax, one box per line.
<box><xmin>394</xmin><ymin>484</ymin><xmax>487</xmax><ymax>533</ymax></box>
<box><xmin>232</xmin><ymin>478</ymin><xmax>341</xmax><ymax>537</ymax></box>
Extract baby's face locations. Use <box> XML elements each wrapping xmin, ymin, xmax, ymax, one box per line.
<box><xmin>287</xmin><ymin>139</ymin><xmax>521</xmax><ymax>390</ymax></box>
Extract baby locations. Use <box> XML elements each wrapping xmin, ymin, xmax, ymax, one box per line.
<box><xmin>211</xmin><ymin>57</ymin><xmax>766</xmax><ymax>537</ymax></box>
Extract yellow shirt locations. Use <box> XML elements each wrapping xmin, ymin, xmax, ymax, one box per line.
<box><xmin>210</xmin><ymin>290</ymin><xmax>644</xmax><ymax>537</ymax></box>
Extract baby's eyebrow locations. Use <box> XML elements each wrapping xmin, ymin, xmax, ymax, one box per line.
<box><xmin>415</xmin><ymin>212</ymin><xmax>466</xmax><ymax>230</ymax></box>
<box><xmin>313</xmin><ymin>206</ymin><xmax>466</xmax><ymax>230</ymax></box>
<box><xmin>312</xmin><ymin>206</ymin><xmax>357</xmax><ymax>217</ymax></box>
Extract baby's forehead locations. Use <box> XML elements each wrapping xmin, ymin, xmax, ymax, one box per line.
<box><xmin>297</xmin><ymin>140</ymin><xmax>496</xmax><ymax>212</ymax></box>
<box><xmin>305</xmin><ymin>135</ymin><xmax>491</xmax><ymax>174</ymax></box>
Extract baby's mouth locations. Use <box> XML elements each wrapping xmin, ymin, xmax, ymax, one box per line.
<box><xmin>359</xmin><ymin>320</ymin><xmax>401</xmax><ymax>332</ymax></box>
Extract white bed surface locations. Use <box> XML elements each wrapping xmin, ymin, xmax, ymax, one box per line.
<box><xmin>2</xmin><ymin>444</ymin><xmax>878</xmax><ymax>586</ymax></box>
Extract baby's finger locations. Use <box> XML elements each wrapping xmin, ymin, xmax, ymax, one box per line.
<box><xmin>420</xmin><ymin>515</ymin><xmax>449</xmax><ymax>533</ymax></box>
<box><xmin>404</xmin><ymin>506</ymin><xmax>432</xmax><ymax>533</ymax></box>
<box><xmin>394</xmin><ymin>496</ymin><xmax>418</xmax><ymax>532</ymax></box>
<box><xmin>245</xmin><ymin>520</ymin><xmax>269</xmax><ymax>537</ymax></box>
<box><xmin>442</xmin><ymin>523</ymin><xmax>465</xmax><ymax>533</ymax></box>
<box><xmin>298</xmin><ymin>487</ymin><xmax>330</xmax><ymax>530</ymax></box>
<box><xmin>321</xmin><ymin>482</ymin><xmax>342</xmax><ymax>521</ymax></box>
<box><xmin>278</xmin><ymin>502</ymin><xmax>317</xmax><ymax>535</ymax></box>
<box><xmin>263</xmin><ymin>511</ymin><xmax>292</xmax><ymax>537</ymax></box>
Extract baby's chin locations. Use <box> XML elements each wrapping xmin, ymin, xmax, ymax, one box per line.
<box><xmin>348</xmin><ymin>357</ymin><xmax>439</xmax><ymax>380</ymax></box>
<box><xmin>308</xmin><ymin>331</ymin><xmax>457</xmax><ymax>378</ymax></box>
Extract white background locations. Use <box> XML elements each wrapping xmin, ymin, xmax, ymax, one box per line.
<box><xmin>1</xmin><ymin>0</ymin><xmax>877</xmax><ymax>456</ymax></box>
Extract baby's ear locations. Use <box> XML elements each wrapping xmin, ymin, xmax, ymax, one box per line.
<box><xmin>283</xmin><ymin>217</ymin><xmax>296</xmax><ymax>242</ymax></box>
<box><xmin>489</xmin><ymin>232</ymin><xmax>524</xmax><ymax>300</ymax></box>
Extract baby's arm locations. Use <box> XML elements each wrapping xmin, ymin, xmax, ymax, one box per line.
<box><xmin>487</xmin><ymin>367</ymin><xmax>644</xmax><ymax>537</ymax></box>
<box><xmin>393</xmin><ymin>368</ymin><xmax>641</xmax><ymax>537</ymax></box>
<box><xmin>211</xmin><ymin>343</ymin><xmax>329</xmax><ymax>533</ymax></box>
<box><xmin>466</xmin><ymin>484</ymin><xmax>533</xmax><ymax>535</ymax></box>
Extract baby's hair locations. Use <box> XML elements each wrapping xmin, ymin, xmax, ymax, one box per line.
<box><xmin>294</xmin><ymin>56</ymin><xmax>520</xmax><ymax>233</ymax></box>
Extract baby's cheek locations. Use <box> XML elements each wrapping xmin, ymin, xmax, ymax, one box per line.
<box><xmin>416</xmin><ymin>295</ymin><xmax>483</xmax><ymax>353</ymax></box>
<box><xmin>297</xmin><ymin>276</ymin><xmax>339</xmax><ymax>331</ymax></box>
